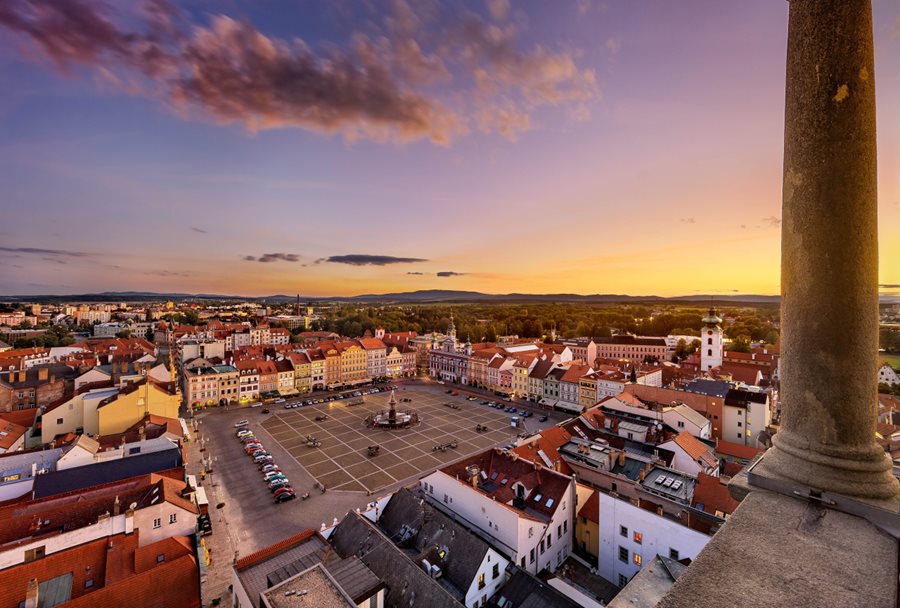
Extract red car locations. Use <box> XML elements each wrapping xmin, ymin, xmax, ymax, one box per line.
<box><xmin>273</xmin><ymin>486</ymin><xmax>294</xmax><ymax>497</ymax></box>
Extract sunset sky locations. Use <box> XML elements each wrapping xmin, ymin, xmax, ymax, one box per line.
<box><xmin>1</xmin><ymin>0</ymin><xmax>898</xmax><ymax>298</ymax></box>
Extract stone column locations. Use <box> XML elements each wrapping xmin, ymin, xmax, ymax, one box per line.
<box><xmin>759</xmin><ymin>0</ymin><xmax>898</xmax><ymax>500</ymax></box>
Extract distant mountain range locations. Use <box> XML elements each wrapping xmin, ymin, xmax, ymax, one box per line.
<box><xmin>1</xmin><ymin>289</ymin><xmax>784</xmax><ymax>304</ymax></box>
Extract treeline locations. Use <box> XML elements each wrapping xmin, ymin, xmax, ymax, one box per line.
<box><xmin>309</xmin><ymin>303</ymin><xmax>781</xmax><ymax>344</ymax></box>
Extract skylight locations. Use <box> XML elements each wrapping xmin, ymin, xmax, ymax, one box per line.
<box><xmin>500</xmin><ymin>478</ymin><xmax>508</xmax><ymax>485</ymax></box>
<box><xmin>533</xmin><ymin>493</ymin><xmax>543</xmax><ymax>502</ymax></box>
<box><xmin>545</xmin><ymin>498</ymin><xmax>554</xmax><ymax>508</ymax></box>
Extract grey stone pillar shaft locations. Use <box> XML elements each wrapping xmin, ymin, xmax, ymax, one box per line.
<box><xmin>761</xmin><ymin>0</ymin><xmax>899</xmax><ymax>499</ymax></box>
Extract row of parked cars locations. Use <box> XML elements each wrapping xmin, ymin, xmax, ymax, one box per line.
<box><xmin>235</xmin><ymin>424</ymin><xmax>297</xmax><ymax>503</ymax></box>
<box><xmin>478</xmin><ymin>401</ymin><xmax>548</xmax><ymax>421</ymax></box>
<box><xmin>281</xmin><ymin>385</ymin><xmax>398</xmax><ymax>409</ymax></box>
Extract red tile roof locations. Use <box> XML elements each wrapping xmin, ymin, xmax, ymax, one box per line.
<box><xmin>714</xmin><ymin>439</ymin><xmax>763</xmax><ymax>461</ymax></box>
<box><xmin>235</xmin><ymin>528</ymin><xmax>317</xmax><ymax>570</ymax></box>
<box><xmin>673</xmin><ymin>432</ymin><xmax>718</xmax><ymax>468</ymax></box>
<box><xmin>512</xmin><ymin>425</ymin><xmax>574</xmax><ymax>475</ymax></box>
<box><xmin>691</xmin><ymin>472</ymin><xmax>739</xmax><ymax>516</ymax></box>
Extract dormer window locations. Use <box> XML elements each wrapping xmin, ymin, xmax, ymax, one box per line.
<box><xmin>533</xmin><ymin>493</ymin><xmax>543</xmax><ymax>502</ymax></box>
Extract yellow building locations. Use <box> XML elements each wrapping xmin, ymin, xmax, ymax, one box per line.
<box><xmin>579</xmin><ymin>374</ymin><xmax>599</xmax><ymax>409</ymax></box>
<box><xmin>97</xmin><ymin>379</ymin><xmax>180</xmax><ymax>436</ymax></box>
<box><xmin>337</xmin><ymin>341</ymin><xmax>368</xmax><ymax>384</ymax></box>
<box><xmin>287</xmin><ymin>352</ymin><xmax>312</xmax><ymax>394</ymax></box>
<box><xmin>575</xmin><ymin>486</ymin><xmax>599</xmax><ymax>563</ymax></box>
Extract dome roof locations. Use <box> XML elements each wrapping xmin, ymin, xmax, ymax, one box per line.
<box><xmin>702</xmin><ymin>308</ymin><xmax>723</xmax><ymax>325</ymax></box>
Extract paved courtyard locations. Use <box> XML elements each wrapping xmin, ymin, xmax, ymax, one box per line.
<box><xmin>260</xmin><ymin>387</ymin><xmax>521</xmax><ymax>493</ymax></box>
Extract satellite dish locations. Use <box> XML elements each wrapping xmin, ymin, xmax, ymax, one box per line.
<box><xmin>129</xmin><ymin>502</ymin><xmax>138</xmax><ymax>511</ymax></box>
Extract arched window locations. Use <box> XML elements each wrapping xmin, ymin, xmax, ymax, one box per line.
<box><xmin>708</xmin><ymin>349</ymin><xmax>712</xmax><ymax>357</ymax></box>
<box><xmin>708</xmin><ymin>338</ymin><xmax>712</xmax><ymax>345</ymax></box>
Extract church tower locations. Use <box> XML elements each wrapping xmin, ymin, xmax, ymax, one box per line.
<box><xmin>700</xmin><ymin>307</ymin><xmax>724</xmax><ymax>371</ymax></box>
<box><xmin>447</xmin><ymin>312</ymin><xmax>457</xmax><ymax>340</ymax></box>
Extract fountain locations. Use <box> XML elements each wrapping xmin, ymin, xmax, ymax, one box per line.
<box><xmin>370</xmin><ymin>389</ymin><xmax>419</xmax><ymax>429</ymax></box>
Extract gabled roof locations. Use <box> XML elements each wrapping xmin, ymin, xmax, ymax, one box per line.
<box><xmin>672</xmin><ymin>432</ymin><xmax>718</xmax><ymax>469</ymax></box>
<box><xmin>378</xmin><ymin>487</ymin><xmax>491</xmax><ymax>597</ymax></box>
<box><xmin>691</xmin><ymin>472</ymin><xmax>739</xmax><ymax>516</ymax></box>
<box><xmin>493</xmin><ymin>568</ymin><xmax>583</xmax><ymax>608</ymax></box>
<box><xmin>32</xmin><ymin>446</ymin><xmax>184</xmax><ymax>498</ymax></box>
<box><xmin>329</xmin><ymin>512</ymin><xmax>459</xmax><ymax>608</ymax></box>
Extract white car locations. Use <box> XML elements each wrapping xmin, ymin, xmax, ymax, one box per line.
<box><xmin>234</xmin><ymin>420</ymin><xmax>249</xmax><ymax>428</ymax></box>
<box><xmin>250</xmin><ymin>402</ymin><xmax>263</xmax><ymax>408</ymax></box>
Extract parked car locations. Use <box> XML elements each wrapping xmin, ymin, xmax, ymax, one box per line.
<box><xmin>234</xmin><ymin>420</ymin><xmax>249</xmax><ymax>428</ymax></box>
<box><xmin>240</xmin><ymin>435</ymin><xmax>258</xmax><ymax>443</ymax></box>
<box><xmin>274</xmin><ymin>491</ymin><xmax>296</xmax><ymax>503</ymax></box>
<box><xmin>268</xmin><ymin>479</ymin><xmax>290</xmax><ymax>490</ymax></box>
<box><xmin>253</xmin><ymin>453</ymin><xmax>272</xmax><ymax>462</ymax></box>
<box><xmin>261</xmin><ymin>408</ymin><xmax>270</xmax><ymax>414</ymax></box>
<box><xmin>522</xmin><ymin>411</ymin><xmax>533</xmax><ymax>418</ymax></box>
<box><xmin>274</xmin><ymin>398</ymin><xmax>285</xmax><ymax>404</ymax></box>
<box><xmin>539</xmin><ymin>415</ymin><xmax>548</xmax><ymax>422</ymax></box>
<box><xmin>250</xmin><ymin>402</ymin><xmax>263</xmax><ymax>408</ymax></box>
<box><xmin>244</xmin><ymin>444</ymin><xmax>264</xmax><ymax>453</ymax></box>
<box><xmin>236</xmin><ymin>430</ymin><xmax>253</xmax><ymax>438</ymax></box>
<box><xmin>261</xmin><ymin>464</ymin><xmax>280</xmax><ymax>473</ymax></box>
<box><xmin>273</xmin><ymin>486</ymin><xmax>295</xmax><ymax>498</ymax></box>
<box><xmin>264</xmin><ymin>472</ymin><xmax>285</xmax><ymax>481</ymax></box>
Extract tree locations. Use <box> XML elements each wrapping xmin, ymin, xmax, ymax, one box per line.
<box><xmin>145</xmin><ymin>326</ymin><xmax>155</xmax><ymax>342</ymax></box>
<box><xmin>116</xmin><ymin>330</ymin><xmax>132</xmax><ymax>339</ymax></box>
<box><xmin>730</xmin><ymin>335</ymin><xmax>752</xmax><ymax>353</ymax></box>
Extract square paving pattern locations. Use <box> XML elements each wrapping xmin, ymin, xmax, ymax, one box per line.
<box><xmin>260</xmin><ymin>387</ymin><xmax>520</xmax><ymax>493</ymax></box>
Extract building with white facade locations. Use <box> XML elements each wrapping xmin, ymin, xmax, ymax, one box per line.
<box><xmin>420</xmin><ymin>448</ymin><xmax>576</xmax><ymax>576</ymax></box>
<box><xmin>700</xmin><ymin>308</ymin><xmax>724</xmax><ymax>372</ymax></box>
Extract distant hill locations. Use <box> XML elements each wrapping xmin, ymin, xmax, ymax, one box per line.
<box><xmin>2</xmin><ymin>289</ymin><xmax>782</xmax><ymax>305</ymax></box>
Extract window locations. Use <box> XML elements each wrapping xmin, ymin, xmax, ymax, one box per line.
<box><xmin>618</xmin><ymin>546</ymin><xmax>628</xmax><ymax>563</ymax></box>
<box><xmin>563</xmin><ymin>520</ymin><xmax>567</xmax><ymax>533</ymax></box>
<box><xmin>540</xmin><ymin>540</ymin><xmax>545</xmax><ymax>554</ymax></box>
<box><xmin>557</xmin><ymin>524</ymin><xmax>562</xmax><ymax>539</ymax></box>
<box><xmin>493</xmin><ymin>563</ymin><xmax>500</xmax><ymax>579</ymax></box>
<box><xmin>677</xmin><ymin>421</ymin><xmax>684</xmax><ymax>428</ymax></box>
<box><xmin>478</xmin><ymin>573</ymin><xmax>485</xmax><ymax>590</ymax></box>
<box><xmin>707</xmin><ymin>349</ymin><xmax>712</xmax><ymax>357</ymax></box>
<box><xmin>738</xmin><ymin>421</ymin><xmax>742</xmax><ymax>427</ymax></box>
<box><xmin>84</xmin><ymin>579</ymin><xmax>94</xmax><ymax>589</ymax></box>
<box><xmin>168</xmin><ymin>513</ymin><xmax>177</xmax><ymax>524</ymax></box>
<box><xmin>24</xmin><ymin>546</ymin><xmax>45</xmax><ymax>562</ymax></box>
<box><xmin>56</xmin><ymin>418</ymin><xmax>63</xmax><ymax>425</ymax></box>
<box><xmin>707</xmin><ymin>338</ymin><xmax>712</xmax><ymax>345</ymax></box>
<box><xmin>669</xmin><ymin>548</ymin><xmax>680</xmax><ymax>560</ymax></box>
<box><xmin>737</xmin><ymin>432</ymin><xmax>742</xmax><ymax>439</ymax></box>
<box><xmin>547</xmin><ymin>534</ymin><xmax>552</xmax><ymax>548</ymax></box>
<box><xmin>633</xmin><ymin>531</ymin><xmax>642</xmax><ymax>544</ymax></box>
<box><xmin>529</xmin><ymin>548</ymin><xmax>535</xmax><ymax>564</ymax></box>
<box><xmin>153</xmin><ymin>518</ymin><xmax>161</xmax><ymax>529</ymax></box>
<box><xmin>618</xmin><ymin>574</ymin><xmax>628</xmax><ymax>587</ymax></box>
<box><xmin>633</xmin><ymin>553</ymin><xmax>642</xmax><ymax>566</ymax></box>
<box><xmin>619</xmin><ymin>525</ymin><xmax>628</xmax><ymax>538</ymax></box>
<box><xmin>157</xmin><ymin>554</ymin><xmax>165</xmax><ymax>563</ymax></box>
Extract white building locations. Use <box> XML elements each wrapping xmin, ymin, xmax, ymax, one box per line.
<box><xmin>878</xmin><ymin>363</ymin><xmax>899</xmax><ymax>386</ymax></box>
<box><xmin>658</xmin><ymin>432</ymin><xmax>720</xmax><ymax>478</ymax></box>
<box><xmin>700</xmin><ymin>308</ymin><xmax>724</xmax><ymax>372</ymax></box>
<box><xmin>420</xmin><ymin>449</ymin><xmax>576</xmax><ymax>576</ymax></box>
<box><xmin>596</xmin><ymin>490</ymin><xmax>710</xmax><ymax>588</ymax></box>
<box><xmin>722</xmin><ymin>388</ymin><xmax>771</xmax><ymax>447</ymax></box>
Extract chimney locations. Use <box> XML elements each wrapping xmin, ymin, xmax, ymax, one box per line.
<box><xmin>24</xmin><ymin>579</ymin><xmax>39</xmax><ymax>608</ymax></box>
<box><xmin>657</xmin><ymin>505</ymin><xmax>664</xmax><ymax>517</ymax></box>
<box><xmin>618</xmin><ymin>451</ymin><xmax>626</xmax><ymax>467</ymax></box>
<box><xmin>639</xmin><ymin>468</ymin><xmax>646</xmax><ymax>482</ymax></box>
<box><xmin>113</xmin><ymin>495</ymin><xmax>121</xmax><ymax>516</ymax></box>
<box><xmin>17</xmin><ymin>370</ymin><xmax>26</xmax><ymax>383</ymax></box>
<box><xmin>125</xmin><ymin>508</ymin><xmax>134</xmax><ymax>534</ymax></box>
<box><xmin>38</xmin><ymin>367</ymin><xmax>48</xmax><ymax>381</ymax></box>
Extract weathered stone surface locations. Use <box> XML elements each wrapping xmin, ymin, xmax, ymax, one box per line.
<box><xmin>761</xmin><ymin>0</ymin><xmax>899</xmax><ymax>499</ymax></box>
<box><xmin>657</xmin><ymin>490</ymin><xmax>898</xmax><ymax>608</ymax></box>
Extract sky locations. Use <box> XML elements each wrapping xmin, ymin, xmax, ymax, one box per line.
<box><xmin>0</xmin><ymin>0</ymin><xmax>898</xmax><ymax>298</ymax></box>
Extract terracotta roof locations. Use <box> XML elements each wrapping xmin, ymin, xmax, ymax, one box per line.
<box><xmin>357</xmin><ymin>338</ymin><xmax>387</xmax><ymax>350</ymax></box>
<box><xmin>0</xmin><ymin>418</ymin><xmax>27</xmax><ymax>450</ymax></box>
<box><xmin>235</xmin><ymin>528</ymin><xmax>317</xmax><ymax>570</ymax></box>
<box><xmin>673</xmin><ymin>432</ymin><xmax>717</xmax><ymax>468</ymax></box>
<box><xmin>691</xmin><ymin>472</ymin><xmax>739</xmax><ymax>516</ymax></box>
<box><xmin>714</xmin><ymin>439</ymin><xmax>763</xmax><ymax>461</ymax></box>
<box><xmin>561</xmin><ymin>364</ymin><xmax>591</xmax><ymax>383</ymax></box>
<box><xmin>577</xmin><ymin>489</ymin><xmax>599</xmax><ymax>524</ymax></box>
<box><xmin>512</xmin><ymin>425</ymin><xmax>574</xmax><ymax>474</ymax></box>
